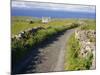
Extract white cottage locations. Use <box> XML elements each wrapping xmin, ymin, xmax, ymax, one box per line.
<box><xmin>42</xmin><ymin>17</ymin><xmax>51</xmax><ymax>23</ymax></box>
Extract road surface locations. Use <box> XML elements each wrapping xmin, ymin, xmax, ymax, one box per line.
<box><xmin>13</xmin><ymin>29</ymin><xmax>75</xmax><ymax>74</ymax></box>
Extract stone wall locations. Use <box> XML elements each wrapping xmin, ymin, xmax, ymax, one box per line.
<box><xmin>75</xmin><ymin>29</ymin><xmax>96</xmax><ymax>69</ymax></box>
<box><xmin>12</xmin><ymin>26</ymin><xmax>45</xmax><ymax>40</ymax></box>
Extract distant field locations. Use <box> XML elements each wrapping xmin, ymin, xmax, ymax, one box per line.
<box><xmin>11</xmin><ymin>16</ymin><xmax>78</xmax><ymax>35</ymax></box>
<box><xmin>78</xmin><ymin>19</ymin><xmax>96</xmax><ymax>30</ymax></box>
<box><xmin>11</xmin><ymin>16</ymin><xmax>96</xmax><ymax>37</ymax></box>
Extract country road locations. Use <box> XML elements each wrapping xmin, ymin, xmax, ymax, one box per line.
<box><xmin>12</xmin><ymin>28</ymin><xmax>76</xmax><ymax>74</ymax></box>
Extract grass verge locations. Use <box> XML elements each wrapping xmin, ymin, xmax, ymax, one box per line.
<box><xmin>64</xmin><ymin>33</ymin><xmax>93</xmax><ymax>70</ymax></box>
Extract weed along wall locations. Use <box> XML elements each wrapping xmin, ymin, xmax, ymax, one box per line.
<box><xmin>12</xmin><ymin>23</ymin><xmax>79</xmax><ymax>64</ymax></box>
<box><xmin>64</xmin><ymin>23</ymin><xmax>96</xmax><ymax>70</ymax></box>
<box><xmin>75</xmin><ymin>29</ymin><xmax>96</xmax><ymax>69</ymax></box>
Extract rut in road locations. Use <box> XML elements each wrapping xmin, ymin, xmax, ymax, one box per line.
<box><xmin>18</xmin><ymin>29</ymin><xmax>75</xmax><ymax>74</ymax></box>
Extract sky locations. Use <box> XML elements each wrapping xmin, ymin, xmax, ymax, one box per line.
<box><xmin>11</xmin><ymin>1</ymin><xmax>96</xmax><ymax>18</ymax></box>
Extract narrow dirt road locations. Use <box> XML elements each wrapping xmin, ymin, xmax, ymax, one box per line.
<box><xmin>14</xmin><ymin>29</ymin><xmax>75</xmax><ymax>74</ymax></box>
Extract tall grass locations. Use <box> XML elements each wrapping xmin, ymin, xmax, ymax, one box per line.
<box><xmin>64</xmin><ymin>33</ymin><xmax>93</xmax><ymax>70</ymax></box>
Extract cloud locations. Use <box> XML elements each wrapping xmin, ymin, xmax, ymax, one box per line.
<box><xmin>12</xmin><ymin>1</ymin><xmax>96</xmax><ymax>13</ymax></box>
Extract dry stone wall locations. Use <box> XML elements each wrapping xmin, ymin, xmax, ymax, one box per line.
<box><xmin>12</xmin><ymin>26</ymin><xmax>45</xmax><ymax>40</ymax></box>
<box><xmin>75</xmin><ymin>29</ymin><xmax>96</xmax><ymax>69</ymax></box>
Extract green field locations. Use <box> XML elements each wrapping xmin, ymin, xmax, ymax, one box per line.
<box><xmin>11</xmin><ymin>16</ymin><xmax>78</xmax><ymax>35</ymax></box>
<box><xmin>80</xmin><ymin>19</ymin><xmax>96</xmax><ymax>30</ymax></box>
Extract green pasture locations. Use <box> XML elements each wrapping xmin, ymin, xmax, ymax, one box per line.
<box><xmin>11</xmin><ymin>16</ymin><xmax>78</xmax><ymax>35</ymax></box>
